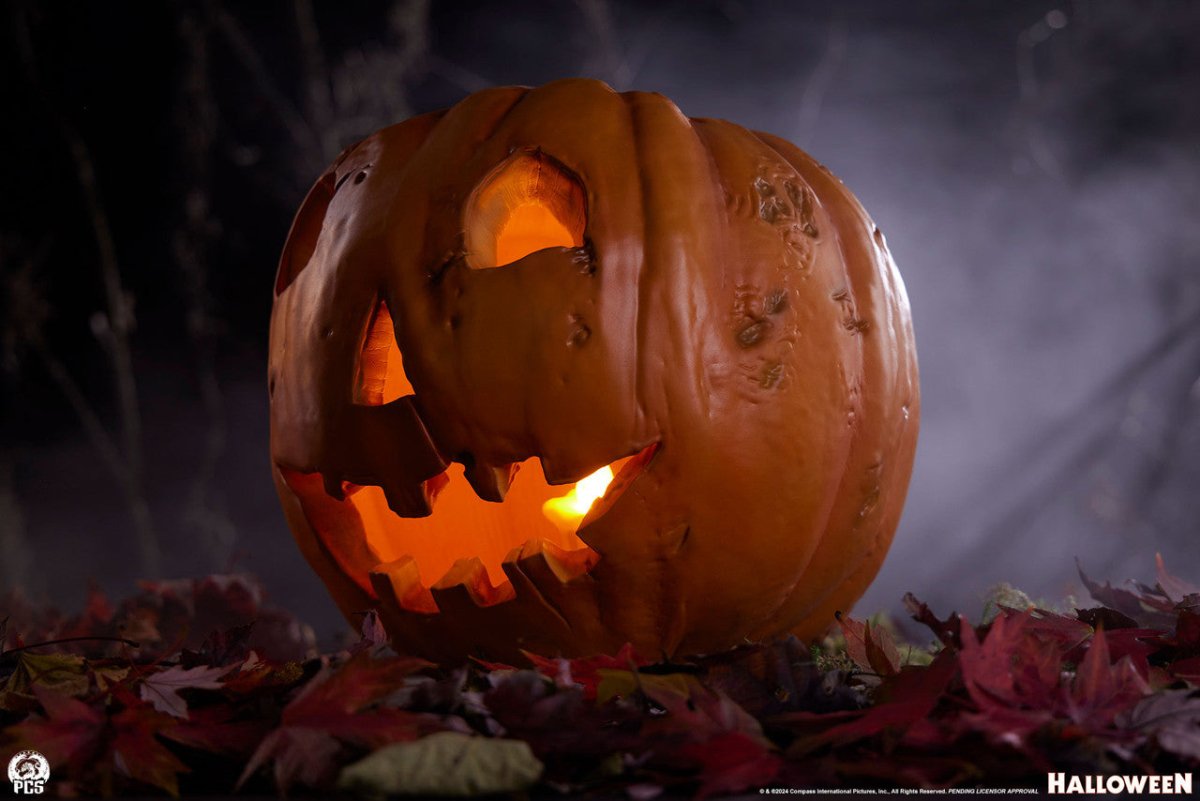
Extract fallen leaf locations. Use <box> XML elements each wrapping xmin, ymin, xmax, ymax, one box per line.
<box><xmin>8</xmin><ymin>686</ymin><xmax>107</xmax><ymax>774</ymax></box>
<box><xmin>671</xmin><ymin>730</ymin><xmax>780</xmax><ymax>798</ymax></box>
<box><xmin>338</xmin><ymin>731</ymin><xmax>543</xmax><ymax>797</ymax></box>
<box><xmin>1155</xmin><ymin>553</ymin><xmax>1200</xmax><ymax>604</ymax></box>
<box><xmin>139</xmin><ymin>663</ymin><xmax>234</xmax><ymax>718</ymax></box>
<box><xmin>1121</xmin><ymin>689</ymin><xmax>1200</xmax><ymax>760</ymax></box>
<box><xmin>1068</xmin><ymin>627</ymin><xmax>1150</xmax><ymax>730</ymax></box>
<box><xmin>1077</xmin><ymin>560</ymin><xmax>1176</xmax><ymax>629</ymax></box>
<box><xmin>904</xmin><ymin>593</ymin><xmax>961</xmax><ymax>648</ymax></box>
<box><xmin>238</xmin><ymin>652</ymin><xmax>436</xmax><ymax>791</ymax></box>
<box><xmin>3</xmin><ymin>652</ymin><xmax>90</xmax><ymax>699</ymax></box>
<box><xmin>109</xmin><ymin>702</ymin><xmax>190</xmax><ymax>797</ymax></box>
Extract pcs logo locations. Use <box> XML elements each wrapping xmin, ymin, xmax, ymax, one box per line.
<box><xmin>8</xmin><ymin>750</ymin><xmax>50</xmax><ymax>795</ymax></box>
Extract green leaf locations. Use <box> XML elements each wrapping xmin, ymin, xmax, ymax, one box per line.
<box><xmin>338</xmin><ymin>731</ymin><xmax>543</xmax><ymax>797</ymax></box>
<box><xmin>3</xmin><ymin>653</ymin><xmax>89</xmax><ymax>701</ymax></box>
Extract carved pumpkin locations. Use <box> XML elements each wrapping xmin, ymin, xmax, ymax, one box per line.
<box><xmin>269</xmin><ymin>79</ymin><xmax>919</xmax><ymax>663</ymax></box>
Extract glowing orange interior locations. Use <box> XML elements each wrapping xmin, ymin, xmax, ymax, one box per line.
<box><xmin>464</xmin><ymin>151</ymin><xmax>586</xmax><ymax>268</ymax></box>
<box><xmin>349</xmin><ymin>168</ymin><xmax>617</xmax><ymax>590</ymax></box>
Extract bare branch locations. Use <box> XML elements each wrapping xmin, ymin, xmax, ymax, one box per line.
<box><xmin>293</xmin><ymin>0</ymin><xmax>340</xmax><ymax>161</ymax></box>
<box><xmin>0</xmin><ymin>456</ymin><xmax>36</xmax><ymax>595</ymax></box>
<box><xmin>176</xmin><ymin>4</ymin><xmax>238</xmax><ymax>568</ymax></box>
<box><xmin>208</xmin><ymin>1</ymin><xmax>325</xmax><ymax>170</ymax></box>
<box><xmin>12</xmin><ymin>1</ymin><xmax>159</xmax><ymax>576</ymax></box>
<box><xmin>1014</xmin><ymin>10</ymin><xmax>1068</xmax><ymax>180</ymax></box>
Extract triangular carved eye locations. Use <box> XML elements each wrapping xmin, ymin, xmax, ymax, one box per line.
<box><xmin>355</xmin><ymin>298</ymin><xmax>414</xmax><ymax>406</ymax></box>
<box><xmin>464</xmin><ymin>151</ymin><xmax>586</xmax><ymax>269</ymax></box>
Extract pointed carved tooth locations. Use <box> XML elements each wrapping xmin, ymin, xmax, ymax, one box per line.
<box><xmin>328</xmin><ymin>400</ymin><xmax>448</xmax><ymax>518</ymax></box>
<box><xmin>501</xmin><ymin>540</ymin><xmax>603</xmax><ymax>643</ymax></box>
<box><xmin>322</xmin><ymin>472</ymin><xmax>346</xmax><ymax>501</ymax></box>
<box><xmin>464</xmin><ymin>461</ymin><xmax>519</xmax><ymax>503</ymax></box>
<box><xmin>431</xmin><ymin>557</ymin><xmax>515</xmax><ymax>608</ymax></box>
<box><xmin>377</xmin><ymin>479</ymin><xmax>433</xmax><ymax>517</ymax></box>
<box><xmin>507</xmin><ymin>539</ymin><xmax>597</xmax><ymax>585</ymax></box>
<box><xmin>369</xmin><ymin>555</ymin><xmax>438</xmax><ymax>614</ymax></box>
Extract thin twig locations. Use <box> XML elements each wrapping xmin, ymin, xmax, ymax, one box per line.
<box><xmin>2</xmin><ymin>635</ymin><xmax>141</xmax><ymax>657</ymax></box>
<box><xmin>176</xmin><ymin>4</ymin><xmax>238</xmax><ymax>568</ymax></box>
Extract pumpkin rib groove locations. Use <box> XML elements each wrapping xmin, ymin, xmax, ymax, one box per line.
<box><xmin>750</xmin><ymin>130</ymin><xmax>883</xmax><ymax>627</ymax></box>
<box><xmin>747</xmin><ymin>130</ymin><xmax>918</xmax><ymax>639</ymax></box>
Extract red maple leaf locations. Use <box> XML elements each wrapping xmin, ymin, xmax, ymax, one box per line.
<box><xmin>8</xmin><ymin>687</ymin><xmax>106</xmax><ymax>775</ymax></box>
<box><xmin>1066</xmin><ymin>627</ymin><xmax>1150</xmax><ymax>730</ymax></box>
<box><xmin>159</xmin><ymin>702</ymin><xmax>270</xmax><ymax>757</ymax></box>
<box><xmin>109</xmin><ymin>702</ymin><xmax>191</xmax><ymax>796</ymax></box>
<box><xmin>10</xmin><ymin>687</ymin><xmax>189</xmax><ymax>796</ymax></box>
<box><xmin>519</xmin><ymin>643</ymin><xmax>647</xmax><ymax>701</ymax></box>
<box><xmin>237</xmin><ymin>652</ymin><xmax>437</xmax><ymax>792</ymax></box>
<box><xmin>672</xmin><ymin>731</ymin><xmax>781</xmax><ymax>798</ymax></box>
<box><xmin>790</xmin><ymin>649</ymin><xmax>958</xmax><ymax>751</ymax></box>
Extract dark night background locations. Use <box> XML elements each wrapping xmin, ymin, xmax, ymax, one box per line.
<box><xmin>1</xmin><ymin>0</ymin><xmax>1197</xmax><ymax>644</ymax></box>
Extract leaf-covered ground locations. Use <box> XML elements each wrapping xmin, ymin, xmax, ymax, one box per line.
<box><xmin>2</xmin><ymin>558</ymin><xmax>1198</xmax><ymax>797</ymax></box>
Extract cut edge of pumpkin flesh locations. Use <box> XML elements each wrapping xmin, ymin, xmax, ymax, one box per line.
<box><xmin>299</xmin><ymin>442</ymin><xmax>658</xmax><ymax>615</ymax></box>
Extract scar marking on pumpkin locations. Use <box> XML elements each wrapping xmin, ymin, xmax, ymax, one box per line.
<box><xmin>786</xmin><ymin>180</ymin><xmax>819</xmax><ymax>237</ymax></box>
<box><xmin>571</xmin><ymin>240</ymin><xmax>597</xmax><ymax>274</ymax></box>
<box><xmin>844</xmin><ymin>318</ymin><xmax>871</xmax><ymax>334</ymax></box>
<box><xmin>667</xmin><ymin>524</ymin><xmax>690</xmax><ymax>554</ymax></box>
<box><xmin>567</xmin><ymin>318</ymin><xmax>591</xmax><ymax>347</ymax></box>
<box><xmin>753</xmin><ymin>177</ymin><xmax>774</xmax><ymax>197</ymax></box>
<box><xmin>758</xmin><ymin>196</ymin><xmax>790</xmax><ymax>223</ymax></box>
<box><xmin>764</xmin><ymin>289</ymin><xmax>788</xmax><ymax>315</ymax></box>
<box><xmin>737</xmin><ymin>319</ymin><xmax>770</xmax><ymax>348</ymax></box>
<box><xmin>760</xmin><ymin>361</ymin><xmax>784</xmax><ymax>389</ymax></box>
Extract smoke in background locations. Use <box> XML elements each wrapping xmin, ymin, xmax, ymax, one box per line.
<box><xmin>1</xmin><ymin>0</ymin><xmax>1197</xmax><ymax>638</ymax></box>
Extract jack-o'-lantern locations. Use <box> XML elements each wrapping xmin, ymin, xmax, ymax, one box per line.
<box><xmin>269</xmin><ymin>79</ymin><xmax>919</xmax><ymax>663</ymax></box>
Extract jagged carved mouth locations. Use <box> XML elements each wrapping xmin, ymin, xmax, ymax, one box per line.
<box><xmin>279</xmin><ymin>296</ymin><xmax>660</xmax><ymax>615</ymax></box>
<box><xmin>340</xmin><ymin>441</ymin><xmax>658</xmax><ymax>613</ymax></box>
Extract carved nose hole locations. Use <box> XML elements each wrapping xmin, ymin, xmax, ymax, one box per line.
<box><xmin>354</xmin><ymin>298</ymin><xmax>414</xmax><ymax>406</ymax></box>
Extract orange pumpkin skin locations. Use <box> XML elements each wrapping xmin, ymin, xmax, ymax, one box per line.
<box><xmin>268</xmin><ymin>79</ymin><xmax>919</xmax><ymax>663</ymax></box>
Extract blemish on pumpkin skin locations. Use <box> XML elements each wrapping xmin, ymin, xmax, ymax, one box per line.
<box><xmin>737</xmin><ymin>319</ymin><xmax>769</xmax><ymax>348</ymax></box>
<box><xmin>758</xmin><ymin>197</ymin><xmax>789</xmax><ymax>223</ymax></box>
<box><xmin>760</xmin><ymin>361</ymin><xmax>784</xmax><ymax>389</ymax></box>
<box><xmin>764</xmin><ymin>289</ymin><xmax>787</xmax><ymax>315</ymax></box>
<box><xmin>785</xmin><ymin>180</ymin><xmax>819</xmax><ymax>238</ymax></box>
<box><xmin>567</xmin><ymin>314</ymin><xmax>591</xmax><ymax>347</ymax></box>
<box><xmin>572</xmin><ymin>241</ymin><xmax>597</xmax><ymax>274</ymax></box>
<box><xmin>844</xmin><ymin>318</ymin><xmax>871</xmax><ymax>335</ymax></box>
<box><xmin>665</xmin><ymin>524</ymin><xmax>690</xmax><ymax>554</ymax></box>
